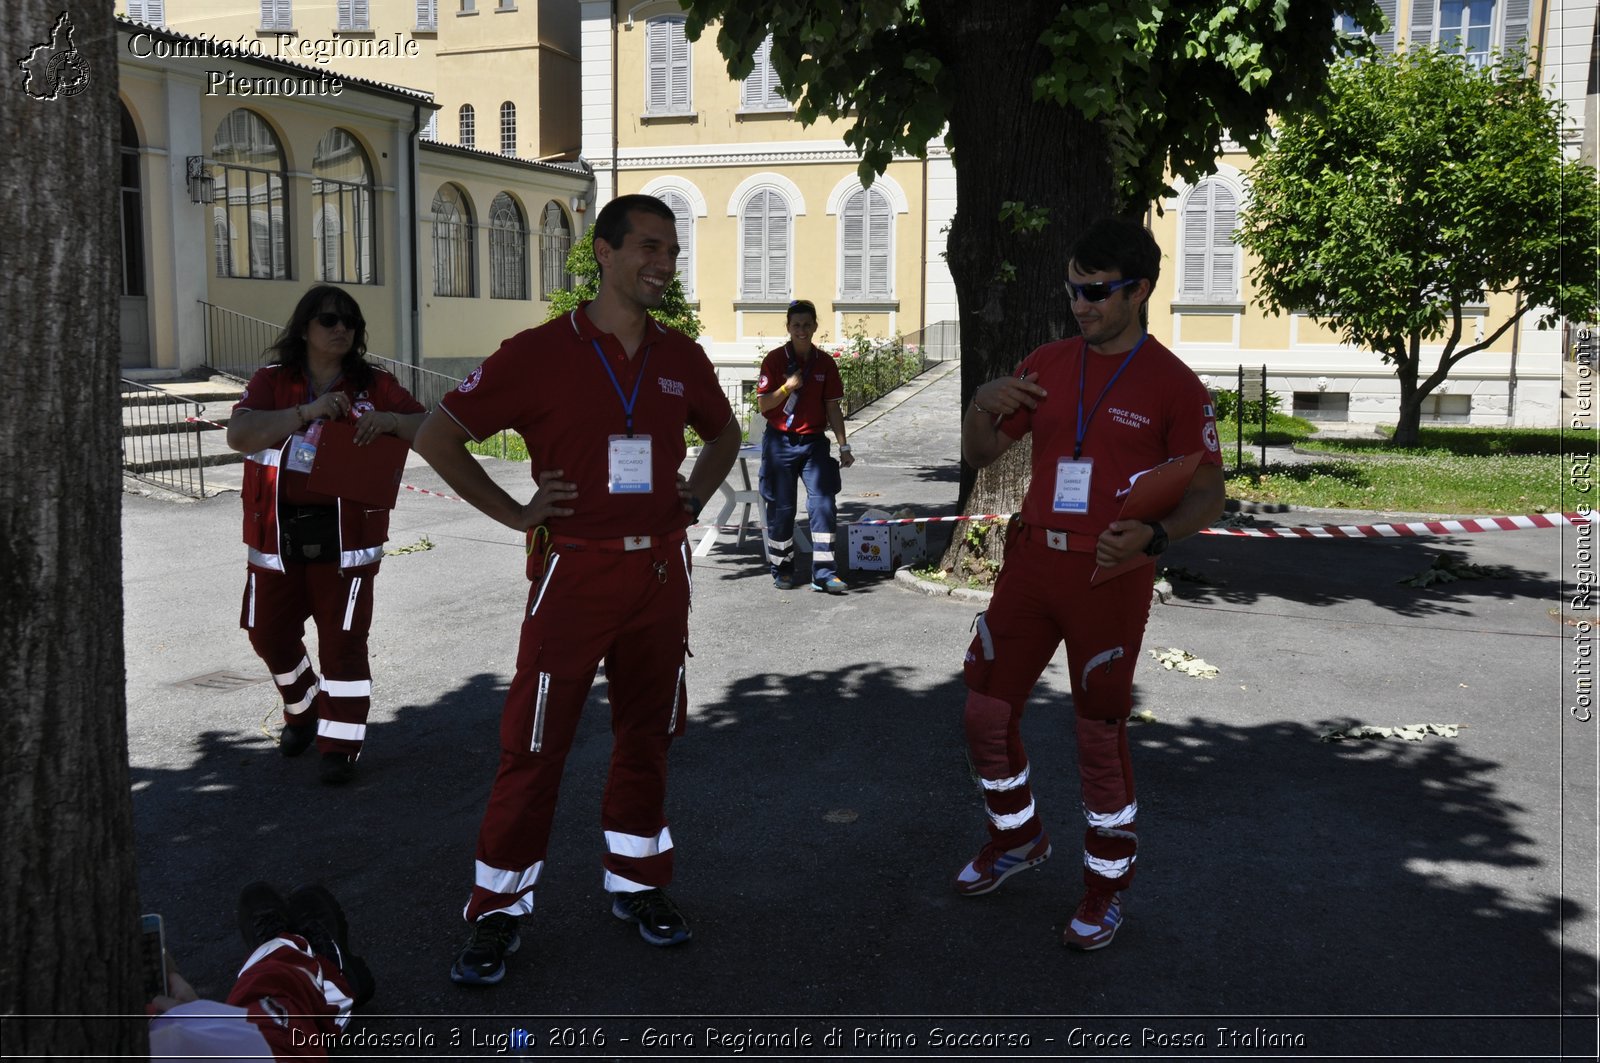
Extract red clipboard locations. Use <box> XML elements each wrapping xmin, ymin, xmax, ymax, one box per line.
<box><xmin>1089</xmin><ymin>451</ymin><xmax>1203</xmax><ymax>585</ymax></box>
<box><xmin>305</xmin><ymin>420</ymin><xmax>410</xmax><ymax>509</ymax></box>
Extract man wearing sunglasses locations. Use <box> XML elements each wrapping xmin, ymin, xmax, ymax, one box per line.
<box><xmin>952</xmin><ymin>217</ymin><xmax>1225</xmax><ymax>951</ymax></box>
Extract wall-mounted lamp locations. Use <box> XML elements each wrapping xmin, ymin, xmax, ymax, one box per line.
<box><xmin>186</xmin><ymin>156</ymin><xmax>214</xmax><ymax>205</ymax></box>
<box><xmin>569</xmin><ymin>191</ymin><xmax>592</xmax><ymax>214</ymax></box>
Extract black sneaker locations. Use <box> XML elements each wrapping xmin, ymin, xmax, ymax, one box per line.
<box><xmin>773</xmin><ymin>574</ymin><xmax>795</xmax><ymax>590</ymax></box>
<box><xmin>449</xmin><ymin>913</ymin><xmax>521</xmax><ymax>986</ymax></box>
<box><xmin>610</xmin><ymin>888</ymin><xmax>692</xmax><ymax>947</ymax></box>
<box><xmin>287</xmin><ymin>885</ymin><xmax>375</xmax><ymax>1007</ymax></box>
<box><xmin>237</xmin><ymin>881</ymin><xmax>291</xmax><ymax>949</ymax></box>
<box><xmin>279</xmin><ymin>715</ymin><xmax>316</xmax><ymax>757</ymax></box>
<box><xmin>320</xmin><ymin>752</ymin><xmax>356</xmax><ymax>785</ymax></box>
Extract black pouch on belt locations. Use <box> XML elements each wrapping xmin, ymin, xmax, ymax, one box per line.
<box><xmin>281</xmin><ymin>506</ymin><xmax>339</xmax><ymax>562</ymax></box>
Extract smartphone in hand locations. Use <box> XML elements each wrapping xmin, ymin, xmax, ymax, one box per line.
<box><xmin>140</xmin><ymin>914</ymin><xmax>168</xmax><ymax>998</ymax></box>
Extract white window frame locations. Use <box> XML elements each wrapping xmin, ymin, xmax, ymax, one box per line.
<box><xmin>1409</xmin><ymin>0</ymin><xmax>1529</xmax><ymax>61</ymax></box>
<box><xmin>499</xmin><ymin>101</ymin><xmax>516</xmax><ymax>155</ymax></box>
<box><xmin>336</xmin><ymin>0</ymin><xmax>371</xmax><ymax>31</ymax></box>
<box><xmin>645</xmin><ymin>16</ymin><xmax>691</xmax><ymax>115</ymax></box>
<box><xmin>415</xmin><ymin>0</ymin><xmax>438</xmax><ymax>30</ymax></box>
<box><xmin>641</xmin><ymin>177</ymin><xmax>706</xmax><ymax>302</ymax></box>
<box><xmin>837</xmin><ymin>187</ymin><xmax>893</xmax><ymax>300</ymax></box>
<box><xmin>432</xmin><ymin>184</ymin><xmax>475</xmax><ymax>297</ymax></box>
<box><xmin>459</xmin><ymin>103</ymin><xmax>475</xmax><ymax>149</ymax></box>
<box><xmin>311</xmin><ymin>127</ymin><xmax>375</xmax><ymax>285</ymax></box>
<box><xmin>489</xmin><ymin>192</ymin><xmax>529</xmax><ymax>300</ymax></box>
<box><xmin>538</xmin><ymin>200</ymin><xmax>572</xmax><ymax>300</ymax></box>
<box><xmin>126</xmin><ymin>0</ymin><xmax>166</xmax><ymax>26</ymax></box>
<box><xmin>738</xmin><ymin>188</ymin><xmax>792</xmax><ymax>300</ymax></box>
<box><xmin>740</xmin><ymin>33</ymin><xmax>787</xmax><ymax>112</ymax></box>
<box><xmin>1178</xmin><ymin>176</ymin><xmax>1241</xmax><ymax>303</ymax></box>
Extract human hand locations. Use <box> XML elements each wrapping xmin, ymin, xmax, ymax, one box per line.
<box><xmin>839</xmin><ymin>449</ymin><xmax>855</xmax><ymax>469</ymax></box>
<box><xmin>306</xmin><ymin>392</ymin><xmax>350</xmax><ymax>422</ymax></box>
<box><xmin>147</xmin><ymin>963</ymin><xmax>198</xmax><ymax>1015</ymax></box>
<box><xmin>675</xmin><ymin>474</ymin><xmax>702</xmax><ymax>517</ymax></box>
<box><xmin>972</xmin><ymin>372</ymin><xmax>1046</xmax><ymax>417</ymax></box>
<box><xmin>785</xmin><ymin>371</ymin><xmax>804</xmax><ymax>392</ymax></box>
<box><xmin>352</xmin><ymin>410</ymin><xmax>398</xmax><ymax>445</ymax></box>
<box><xmin>1095</xmin><ymin>519</ymin><xmax>1155</xmax><ymax>567</ymax></box>
<box><xmin>520</xmin><ymin>469</ymin><xmax>577</xmax><ymax>527</ymax></box>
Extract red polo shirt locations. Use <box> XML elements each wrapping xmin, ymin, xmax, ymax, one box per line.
<box><xmin>756</xmin><ymin>343</ymin><xmax>843</xmax><ymax>434</ymax></box>
<box><xmin>438</xmin><ymin>304</ymin><xmax>733</xmax><ymax>538</ymax></box>
<box><xmin>1000</xmin><ymin>335</ymin><xmax>1222</xmax><ymax>533</ymax></box>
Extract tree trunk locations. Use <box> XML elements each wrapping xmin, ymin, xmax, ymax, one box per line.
<box><xmin>1392</xmin><ymin>344</ymin><xmax>1423</xmax><ymax>447</ymax></box>
<box><xmin>923</xmin><ymin>0</ymin><xmax>1118</xmax><ymax>580</ymax></box>
<box><xmin>1</xmin><ymin>3</ymin><xmax>145</xmax><ymax>1051</ymax></box>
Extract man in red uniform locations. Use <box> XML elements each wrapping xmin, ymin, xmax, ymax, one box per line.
<box><xmin>753</xmin><ymin>299</ymin><xmax>854</xmax><ymax>592</ymax></box>
<box><xmin>953</xmin><ymin>217</ymin><xmax>1225</xmax><ymax>951</ymax></box>
<box><xmin>413</xmin><ymin>194</ymin><xmax>739</xmax><ymax>986</ymax></box>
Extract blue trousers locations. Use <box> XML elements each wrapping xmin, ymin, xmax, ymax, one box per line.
<box><xmin>759</xmin><ymin>431</ymin><xmax>841</xmax><ymax>582</ymax></box>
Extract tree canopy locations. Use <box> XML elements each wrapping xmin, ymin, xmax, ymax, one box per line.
<box><xmin>545</xmin><ymin>226</ymin><xmax>704</xmax><ymax>340</ymax></box>
<box><xmin>1239</xmin><ymin>47</ymin><xmax>1600</xmax><ymax>445</ymax></box>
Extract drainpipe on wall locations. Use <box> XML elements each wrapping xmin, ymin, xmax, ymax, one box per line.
<box><xmin>611</xmin><ymin>4</ymin><xmax>619</xmax><ymax>205</ymax></box>
<box><xmin>409</xmin><ymin>104</ymin><xmax>423</xmax><ymax>366</ymax></box>
<box><xmin>919</xmin><ymin>152</ymin><xmax>928</xmax><ymax>336</ymax></box>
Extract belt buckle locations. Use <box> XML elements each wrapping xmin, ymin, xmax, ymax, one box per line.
<box><xmin>1045</xmin><ymin>529</ymin><xmax>1069</xmax><ymax>552</ymax></box>
<box><xmin>624</xmin><ymin>535</ymin><xmax>652</xmax><ymax>551</ymax></box>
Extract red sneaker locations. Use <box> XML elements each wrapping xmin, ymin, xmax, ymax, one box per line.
<box><xmin>953</xmin><ymin>831</ymin><xmax>1051</xmax><ymax>896</ymax></box>
<box><xmin>1063</xmin><ymin>888</ymin><xmax>1123</xmax><ymax>950</ymax></box>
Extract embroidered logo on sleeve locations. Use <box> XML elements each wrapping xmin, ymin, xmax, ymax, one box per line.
<box><xmin>458</xmin><ymin>365</ymin><xmax>484</xmax><ymax>393</ymax></box>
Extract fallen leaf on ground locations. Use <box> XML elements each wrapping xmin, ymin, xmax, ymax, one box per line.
<box><xmin>1148</xmin><ymin>647</ymin><xmax>1219</xmax><ymax>679</ymax></box>
<box><xmin>1319</xmin><ymin>723</ymin><xmax>1462</xmax><ymax>743</ymax></box>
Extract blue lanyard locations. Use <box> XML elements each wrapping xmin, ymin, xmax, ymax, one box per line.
<box><xmin>1074</xmin><ymin>333</ymin><xmax>1146</xmax><ymax>460</ymax></box>
<box><xmin>592</xmin><ymin>339</ymin><xmax>650</xmax><ymax>437</ymax></box>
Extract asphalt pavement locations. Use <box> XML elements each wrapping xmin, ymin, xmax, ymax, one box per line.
<box><xmin>123</xmin><ymin>361</ymin><xmax>1598</xmax><ymax>1060</ymax></box>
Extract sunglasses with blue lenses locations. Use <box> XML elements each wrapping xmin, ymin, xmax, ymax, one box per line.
<box><xmin>1065</xmin><ymin>278</ymin><xmax>1141</xmax><ymax>303</ymax></box>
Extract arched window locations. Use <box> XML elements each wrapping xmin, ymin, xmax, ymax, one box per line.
<box><xmin>489</xmin><ymin>192</ymin><xmax>528</xmax><ymax>300</ymax></box>
<box><xmin>539</xmin><ymin>201</ymin><xmax>572</xmax><ymax>300</ymax></box>
<box><xmin>645</xmin><ymin>16</ymin><xmax>691</xmax><ymax>114</ymax></box>
<box><xmin>838</xmin><ymin>186</ymin><xmax>892</xmax><ymax>299</ymax></box>
<box><xmin>739</xmin><ymin>188</ymin><xmax>790</xmax><ymax>300</ymax></box>
<box><xmin>120</xmin><ymin>103</ymin><xmax>145</xmax><ymax>297</ymax></box>
<box><xmin>311</xmin><ymin>127</ymin><xmax>374</xmax><ymax>284</ymax></box>
<box><xmin>499</xmin><ymin>101</ymin><xmax>516</xmax><ymax>156</ymax></box>
<box><xmin>432</xmin><ymin>184</ymin><xmax>475</xmax><ymax>297</ymax></box>
<box><xmin>741</xmin><ymin>33</ymin><xmax>786</xmax><ymax>111</ymax></box>
<box><xmin>459</xmin><ymin>103</ymin><xmax>475</xmax><ymax>149</ymax></box>
<box><xmin>1179</xmin><ymin>178</ymin><xmax>1239</xmax><ymax>302</ymax></box>
<box><xmin>210</xmin><ymin>108</ymin><xmax>288</xmax><ymax>279</ymax></box>
<box><xmin>658</xmin><ymin>190</ymin><xmax>694</xmax><ymax>300</ymax></box>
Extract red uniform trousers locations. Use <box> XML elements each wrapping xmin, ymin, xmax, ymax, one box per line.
<box><xmin>241</xmin><ymin>562</ymin><xmax>377</xmax><ymax>757</ymax></box>
<box><xmin>962</xmin><ymin>528</ymin><xmax>1148</xmax><ymax>891</ymax></box>
<box><xmin>228</xmin><ymin>933</ymin><xmax>356</xmax><ymax>1059</ymax></box>
<box><xmin>465</xmin><ymin>534</ymin><xmax>692</xmax><ymax>923</ymax></box>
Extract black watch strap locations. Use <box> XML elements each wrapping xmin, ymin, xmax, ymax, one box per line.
<box><xmin>1143</xmin><ymin>521</ymin><xmax>1169</xmax><ymax>556</ymax></box>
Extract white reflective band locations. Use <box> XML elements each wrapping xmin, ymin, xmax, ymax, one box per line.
<box><xmin>603</xmin><ymin>869</ymin><xmax>651</xmax><ymax>893</ymax></box>
<box><xmin>1081</xmin><ymin>646</ymin><xmax>1125</xmax><ymax>688</ymax></box>
<box><xmin>976</xmin><ymin>614</ymin><xmax>995</xmax><ymax>661</ymax></box>
<box><xmin>273</xmin><ymin>656</ymin><xmax>313</xmax><ymax>688</ymax></box>
<box><xmin>986</xmin><ymin>798</ymin><xmax>1036</xmax><ymax>831</ymax></box>
<box><xmin>813</xmin><ymin>550</ymin><xmax>835</xmax><ymax>562</ymax></box>
<box><xmin>247</xmin><ymin>547</ymin><xmax>284</xmax><ymax>572</ymax></box>
<box><xmin>321</xmin><ymin>679</ymin><xmax>372</xmax><ymax>698</ymax></box>
<box><xmin>530</xmin><ymin>554</ymin><xmax>560</xmax><ymax>617</ymax></box>
<box><xmin>236</xmin><ymin>935</ymin><xmax>308</xmax><ymax>979</ymax></box>
<box><xmin>980</xmin><ymin>764</ymin><xmax>1030</xmax><ymax>792</ymax></box>
<box><xmin>604</xmin><ymin>826</ymin><xmax>674</xmax><ymax>859</ymax></box>
<box><xmin>247</xmin><ymin>448</ymin><xmax>282</xmax><ymax>467</ymax></box>
<box><xmin>246</xmin><ymin>573</ymin><xmax>257</xmax><ymax>628</ymax></box>
<box><xmin>285</xmin><ymin>686</ymin><xmax>317</xmax><ymax>715</ymax></box>
<box><xmin>679</xmin><ymin>542</ymin><xmax>692</xmax><ymax>596</ymax></box>
<box><xmin>1085</xmin><ymin>800</ymin><xmax>1138</xmax><ymax>829</ymax></box>
<box><xmin>341</xmin><ymin>546</ymin><xmax>382</xmax><ymax>568</ymax></box>
<box><xmin>767</xmin><ymin>537</ymin><xmax>793</xmax><ymax>550</ymax></box>
<box><xmin>474</xmin><ymin>859</ymin><xmax>543</xmax><ymax>895</ymax></box>
<box><xmin>767</xmin><ymin>551</ymin><xmax>789</xmax><ymax>565</ymax></box>
<box><xmin>812</xmin><ymin>531</ymin><xmax>834</xmax><ymax>544</ymax></box>
<box><xmin>342</xmin><ymin>577</ymin><xmax>362</xmax><ymax>632</ymax></box>
<box><xmin>1085</xmin><ymin>853</ymin><xmax>1135</xmax><ymax>878</ymax></box>
<box><xmin>317</xmin><ymin>719</ymin><xmax>366</xmax><ymax>742</ymax></box>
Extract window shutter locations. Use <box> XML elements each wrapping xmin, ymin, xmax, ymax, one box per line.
<box><xmin>1502</xmin><ymin>0</ymin><xmax>1530</xmax><ymax>54</ymax></box>
<box><xmin>1210</xmin><ymin>184</ymin><xmax>1238</xmax><ymax>299</ymax></box>
<box><xmin>1375</xmin><ymin>0</ymin><xmax>1398</xmax><ymax>52</ymax></box>
<box><xmin>1180</xmin><ymin>185</ymin><xmax>1211</xmax><ymax>299</ymax></box>
<box><xmin>662</xmin><ymin>191</ymin><xmax>693</xmax><ymax>298</ymax></box>
<box><xmin>840</xmin><ymin>190</ymin><xmax>865</xmax><ymax>297</ymax></box>
<box><xmin>646</xmin><ymin>19</ymin><xmax>669</xmax><ymax>111</ymax></box>
<box><xmin>668</xmin><ymin>20</ymin><xmax>690</xmax><ymax>113</ymax></box>
<box><xmin>867</xmin><ymin>191</ymin><xmax>891</xmax><ymax>297</ymax></box>
<box><xmin>416</xmin><ymin>0</ymin><xmax>436</xmax><ymax>29</ymax></box>
<box><xmin>741</xmin><ymin>193</ymin><xmax>767</xmax><ymax>296</ymax></box>
<box><xmin>1408</xmin><ymin>0</ymin><xmax>1434</xmax><ymax>44</ymax></box>
<box><xmin>767</xmin><ymin>194</ymin><xmax>789</xmax><ymax>298</ymax></box>
<box><xmin>338</xmin><ymin>0</ymin><xmax>352</xmax><ymax>29</ymax></box>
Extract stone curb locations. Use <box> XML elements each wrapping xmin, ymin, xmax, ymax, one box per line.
<box><xmin>891</xmin><ymin>563</ymin><xmax>1169</xmax><ymax>606</ymax></box>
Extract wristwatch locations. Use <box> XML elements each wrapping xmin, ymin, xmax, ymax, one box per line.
<box><xmin>1142</xmin><ymin>521</ymin><xmax>1169</xmax><ymax>557</ymax></box>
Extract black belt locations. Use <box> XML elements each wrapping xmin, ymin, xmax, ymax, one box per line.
<box><xmin>780</xmin><ymin>431</ymin><xmax>824</xmax><ymax>443</ymax></box>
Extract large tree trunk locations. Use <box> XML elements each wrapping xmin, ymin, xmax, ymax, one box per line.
<box><xmin>1</xmin><ymin>2</ymin><xmax>145</xmax><ymax>1051</ymax></box>
<box><xmin>924</xmin><ymin>0</ymin><xmax>1117</xmax><ymax>581</ymax></box>
<box><xmin>1392</xmin><ymin>344</ymin><xmax>1424</xmax><ymax>447</ymax></box>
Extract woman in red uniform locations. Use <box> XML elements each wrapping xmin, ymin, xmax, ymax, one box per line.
<box><xmin>226</xmin><ymin>286</ymin><xmax>426</xmax><ymax>785</ymax></box>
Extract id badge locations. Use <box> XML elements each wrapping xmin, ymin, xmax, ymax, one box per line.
<box><xmin>608</xmin><ymin>434</ymin><xmax>653</xmax><ymax>494</ymax></box>
<box><xmin>285</xmin><ymin>421</ymin><xmax>324</xmax><ymax>474</ymax></box>
<box><xmin>1052</xmin><ymin>457</ymin><xmax>1092</xmax><ymax>514</ymax></box>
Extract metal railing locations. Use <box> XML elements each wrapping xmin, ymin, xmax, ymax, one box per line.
<box><xmin>200</xmin><ymin>300</ymin><xmax>462</xmax><ymax>408</ymax></box>
<box><xmin>121</xmin><ymin>379</ymin><xmax>207</xmax><ymax>497</ymax></box>
<box><xmin>901</xmin><ymin>319</ymin><xmax>960</xmax><ymax>364</ymax></box>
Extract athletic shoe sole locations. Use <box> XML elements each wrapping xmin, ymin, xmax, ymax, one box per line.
<box><xmin>448</xmin><ymin>932</ymin><xmax>521</xmax><ymax>985</ymax></box>
<box><xmin>954</xmin><ymin>843</ymin><xmax>1052</xmax><ymax>897</ymax></box>
<box><xmin>610</xmin><ymin>897</ymin><xmax>692</xmax><ymax>947</ymax></box>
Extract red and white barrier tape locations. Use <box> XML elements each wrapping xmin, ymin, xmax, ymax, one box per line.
<box><xmin>854</xmin><ymin>514</ymin><xmax>1012</xmax><ymax>526</ymax></box>
<box><xmin>854</xmin><ymin>510</ymin><xmax>1590</xmax><ymax>538</ymax></box>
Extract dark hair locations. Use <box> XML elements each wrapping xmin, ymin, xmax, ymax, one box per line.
<box><xmin>266</xmin><ymin>285</ymin><xmax>373</xmax><ymax>390</ymax></box>
<box><xmin>786</xmin><ymin>299</ymin><xmax>817</xmax><ymax>323</ymax></box>
<box><xmin>591</xmin><ymin>193</ymin><xmax>677</xmax><ymax>278</ymax></box>
<box><xmin>1068</xmin><ymin>217</ymin><xmax>1162</xmax><ymax>290</ymax></box>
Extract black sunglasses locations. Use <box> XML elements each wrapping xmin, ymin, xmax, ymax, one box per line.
<box><xmin>1065</xmin><ymin>278</ymin><xmax>1141</xmax><ymax>303</ymax></box>
<box><xmin>314</xmin><ymin>311</ymin><xmax>362</xmax><ymax>330</ymax></box>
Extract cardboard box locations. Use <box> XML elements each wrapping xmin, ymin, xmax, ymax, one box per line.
<box><xmin>847</xmin><ymin>510</ymin><xmax>927</xmax><ymax>572</ymax></box>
